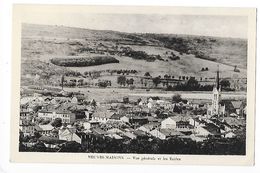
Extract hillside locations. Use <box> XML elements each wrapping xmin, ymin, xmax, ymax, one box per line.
<box><xmin>21</xmin><ymin>23</ymin><xmax>247</xmax><ymax>87</ymax></box>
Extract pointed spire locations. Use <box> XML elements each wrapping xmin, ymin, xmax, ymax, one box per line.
<box><xmin>216</xmin><ymin>65</ymin><xmax>220</xmax><ymax>90</ymax></box>
<box><xmin>61</xmin><ymin>75</ymin><xmax>64</xmax><ymax>90</ymax></box>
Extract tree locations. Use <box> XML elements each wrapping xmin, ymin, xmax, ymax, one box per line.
<box><xmin>33</xmin><ymin>142</ymin><xmax>46</xmax><ymax>152</ymax></box>
<box><xmin>32</xmin><ymin>105</ymin><xmax>42</xmax><ymax>112</ymax></box>
<box><xmin>123</xmin><ymin>97</ymin><xmax>129</xmax><ymax>104</ymax></box>
<box><xmin>144</xmin><ymin>72</ymin><xmax>151</xmax><ymax>77</ymax></box>
<box><xmin>19</xmin><ymin>142</ymin><xmax>26</xmax><ymax>151</ymax></box>
<box><xmin>152</xmin><ymin>77</ymin><xmax>161</xmax><ymax>87</ymax></box>
<box><xmin>172</xmin><ymin>94</ymin><xmax>182</xmax><ymax>103</ymax></box>
<box><xmin>91</xmin><ymin>99</ymin><xmax>97</xmax><ymax>107</ymax></box>
<box><xmin>98</xmin><ymin>81</ymin><xmax>108</xmax><ymax>88</ymax></box>
<box><xmin>220</xmin><ymin>79</ymin><xmax>231</xmax><ymax>89</ymax></box>
<box><xmin>51</xmin><ymin>118</ymin><xmax>62</xmax><ymax>128</ymax></box>
<box><xmin>59</xmin><ymin>141</ymin><xmax>82</xmax><ymax>152</ymax></box>
<box><xmin>129</xmin><ymin>85</ymin><xmax>135</xmax><ymax>90</ymax></box>
<box><xmin>186</xmin><ymin>78</ymin><xmax>200</xmax><ymax>90</ymax></box>
<box><xmin>129</xmin><ymin>78</ymin><xmax>134</xmax><ymax>85</ymax></box>
<box><xmin>34</xmin><ymin>131</ymin><xmax>42</xmax><ymax>138</ymax></box>
<box><xmin>117</xmin><ymin>76</ymin><xmax>126</xmax><ymax>86</ymax></box>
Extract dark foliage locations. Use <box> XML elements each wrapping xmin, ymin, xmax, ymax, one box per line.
<box><xmin>220</xmin><ymin>79</ymin><xmax>231</xmax><ymax>89</ymax></box>
<box><xmin>79</xmin><ymin>134</ymin><xmax>246</xmax><ymax>155</ymax></box>
<box><xmin>171</xmin><ymin>94</ymin><xmax>182</xmax><ymax>103</ymax></box>
<box><xmin>51</xmin><ymin>56</ymin><xmax>119</xmax><ymax>67</ymax></box>
<box><xmin>167</xmin><ymin>78</ymin><xmax>214</xmax><ymax>91</ymax></box>
<box><xmin>117</xmin><ymin>76</ymin><xmax>127</xmax><ymax>86</ymax></box>
<box><xmin>51</xmin><ymin>118</ymin><xmax>62</xmax><ymax>128</ymax></box>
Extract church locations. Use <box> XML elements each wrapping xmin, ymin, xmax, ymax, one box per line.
<box><xmin>207</xmin><ymin>67</ymin><xmax>225</xmax><ymax>117</ymax></box>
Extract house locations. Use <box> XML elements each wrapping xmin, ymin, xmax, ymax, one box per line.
<box><xmin>38</xmin><ymin>135</ymin><xmax>66</xmax><ymax>149</ymax></box>
<box><xmin>210</xmin><ymin>118</ymin><xmax>233</xmax><ymax>132</ymax></box>
<box><xmin>189</xmin><ymin>134</ymin><xmax>207</xmax><ymax>142</ymax></box>
<box><xmin>22</xmin><ymin>138</ymin><xmax>38</xmax><ymax>148</ymax></box>
<box><xmin>147</xmin><ymin>116</ymin><xmax>162</xmax><ymax>123</ymax></box>
<box><xmin>105</xmin><ymin>133</ymin><xmax>123</xmax><ymax>140</ymax></box>
<box><xmin>20</xmin><ymin>110</ymin><xmax>33</xmax><ymax>121</ymax></box>
<box><xmin>109</xmin><ymin>113</ymin><xmax>123</xmax><ymax>121</ymax></box>
<box><xmin>38</xmin><ymin>108</ymin><xmax>76</xmax><ymax>124</ymax></box>
<box><xmin>122</xmin><ymin>131</ymin><xmax>137</xmax><ymax>139</ymax></box>
<box><xmin>120</xmin><ymin>116</ymin><xmax>130</xmax><ymax>123</ymax></box>
<box><xmin>35</xmin><ymin>124</ymin><xmax>54</xmax><ymax>135</ymax></box>
<box><xmin>221</xmin><ymin>117</ymin><xmax>244</xmax><ymax>129</ymax></box>
<box><xmin>92</xmin><ymin>128</ymin><xmax>107</xmax><ymax>136</ymax></box>
<box><xmin>222</xmin><ymin>131</ymin><xmax>236</xmax><ymax>138</ymax></box>
<box><xmin>194</xmin><ymin>126</ymin><xmax>212</xmax><ymax>137</ymax></box>
<box><xmin>187</xmin><ymin>99</ymin><xmax>209</xmax><ymax>109</ymax></box>
<box><xmin>19</xmin><ymin>121</ymin><xmax>35</xmax><ymax>136</ymax></box>
<box><xmin>189</xmin><ymin>117</ymin><xmax>207</xmax><ymax>128</ymax></box>
<box><xmin>123</xmin><ymin>127</ymin><xmax>135</xmax><ymax>132</ymax></box>
<box><xmin>82</xmin><ymin>120</ymin><xmax>100</xmax><ymax>130</ymax></box>
<box><xmin>107</xmin><ymin>128</ymin><xmax>123</xmax><ymax>134</ymax></box>
<box><xmin>120</xmin><ymin>115</ymin><xmax>148</xmax><ymax>125</ymax></box>
<box><xmin>129</xmin><ymin>116</ymin><xmax>148</xmax><ymax>126</ymax></box>
<box><xmin>147</xmin><ymin>102</ymin><xmax>153</xmax><ymax>109</ymax></box>
<box><xmin>150</xmin><ymin>129</ymin><xmax>184</xmax><ymax>140</ymax></box>
<box><xmin>148</xmin><ymin>96</ymin><xmax>160</xmax><ymax>102</ymax></box>
<box><xmin>91</xmin><ymin>108</ymin><xmax>115</xmax><ymax>123</ymax></box>
<box><xmin>71</xmin><ymin>96</ymin><xmax>78</xmax><ymax>104</ymax></box>
<box><xmin>133</xmin><ymin>129</ymin><xmax>147</xmax><ymax>138</ymax></box>
<box><xmin>194</xmin><ymin>123</ymin><xmax>220</xmax><ymax>137</ymax></box>
<box><xmin>161</xmin><ymin>115</ymin><xmax>190</xmax><ymax>129</ymax></box>
<box><xmin>138</xmin><ymin>122</ymin><xmax>160</xmax><ymax>133</ymax></box>
<box><xmin>58</xmin><ymin>127</ymin><xmax>81</xmax><ymax>144</ymax></box>
<box><xmin>231</xmin><ymin>101</ymin><xmax>243</xmax><ymax>115</ymax></box>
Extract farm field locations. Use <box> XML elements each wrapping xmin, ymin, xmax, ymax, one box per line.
<box><xmin>62</xmin><ymin>87</ymin><xmax>246</xmax><ymax>102</ymax></box>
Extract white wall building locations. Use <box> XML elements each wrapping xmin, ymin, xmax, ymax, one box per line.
<box><xmin>38</xmin><ymin>111</ymin><xmax>76</xmax><ymax>124</ymax></box>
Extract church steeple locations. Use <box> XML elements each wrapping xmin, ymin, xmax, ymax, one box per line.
<box><xmin>216</xmin><ymin>65</ymin><xmax>220</xmax><ymax>90</ymax></box>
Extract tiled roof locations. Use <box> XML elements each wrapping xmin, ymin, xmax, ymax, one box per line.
<box><xmin>92</xmin><ymin>128</ymin><xmax>106</xmax><ymax>135</ymax></box>
<box><xmin>202</xmin><ymin>123</ymin><xmax>220</xmax><ymax>135</ymax></box>
<box><xmin>92</xmin><ymin>107</ymin><xmax>115</xmax><ymax>118</ymax></box>
<box><xmin>142</xmin><ymin>122</ymin><xmax>160</xmax><ymax>130</ymax></box>
<box><xmin>160</xmin><ymin>129</ymin><xmax>184</xmax><ymax>136</ymax></box>
<box><xmin>231</xmin><ymin>101</ymin><xmax>242</xmax><ymax>109</ymax></box>
<box><xmin>38</xmin><ymin>136</ymin><xmax>65</xmax><ymax>144</ymax></box>
<box><xmin>38</xmin><ymin>124</ymin><xmax>54</xmax><ymax>131</ymax></box>
<box><xmin>222</xmin><ymin>117</ymin><xmax>243</xmax><ymax>127</ymax></box>
<box><xmin>168</xmin><ymin>115</ymin><xmax>190</xmax><ymax>122</ymax></box>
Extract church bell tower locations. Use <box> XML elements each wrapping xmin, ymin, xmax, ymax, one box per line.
<box><xmin>212</xmin><ymin>65</ymin><xmax>221</xmax><ymax>115</ymax></box>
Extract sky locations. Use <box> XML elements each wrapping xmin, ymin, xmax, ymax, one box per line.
<box><xmin>22</xmin><ymin>12</ymin><xmax>248</xmax><ymax>38</ymax></box>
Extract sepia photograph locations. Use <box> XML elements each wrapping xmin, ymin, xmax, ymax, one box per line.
<box><xmin>10</xmin><ymin>5</ymin><xmax>256</xmax><ymax>165</ymax></box>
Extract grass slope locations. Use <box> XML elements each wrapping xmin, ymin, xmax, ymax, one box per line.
<box><xmin>21</xmin><ymin>23</ymin><xmax>247</xmax><ymax>80</ymax></box>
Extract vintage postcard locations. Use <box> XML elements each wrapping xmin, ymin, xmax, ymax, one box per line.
<box><xmin>11</xmin><ymin>5</ymin><xmax>256</xmax><ymax>165</ymax></box>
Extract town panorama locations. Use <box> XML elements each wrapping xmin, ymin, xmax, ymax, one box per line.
<box><xmin>19</xmin><ymin>23</ymin><xmax>247</xmax><ymax>155</ymax></box>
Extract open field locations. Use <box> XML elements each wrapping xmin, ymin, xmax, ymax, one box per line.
<box><xmin>21</xmin><ymin>23</ymin><xmax>247</xmax><ymax>84</ymax></box>
<box><xmin>62</xmin><ymin>87</ymin><xmax>246</xmax><ymax>102</ymax></box>
<box><xmin>68</xmin><ymin>53</ymin><xmax>246</xmax><ymax>78</ymax></box>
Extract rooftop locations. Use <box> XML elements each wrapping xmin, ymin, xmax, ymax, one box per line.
<box><xmin>159</xmin><ymin>129</ymin><xmax>184</xmax><ymax>137</ymax></box>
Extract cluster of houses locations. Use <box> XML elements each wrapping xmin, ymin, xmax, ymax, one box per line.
<box><xmin>18</xmin><ymin>68</ymin><xmax>246</xmax><ymax>151</ymax></box>
<box><xmin>19</xmin><ymin>89</ymin><xmax>246</xmax><ymax>151</ymax></box>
